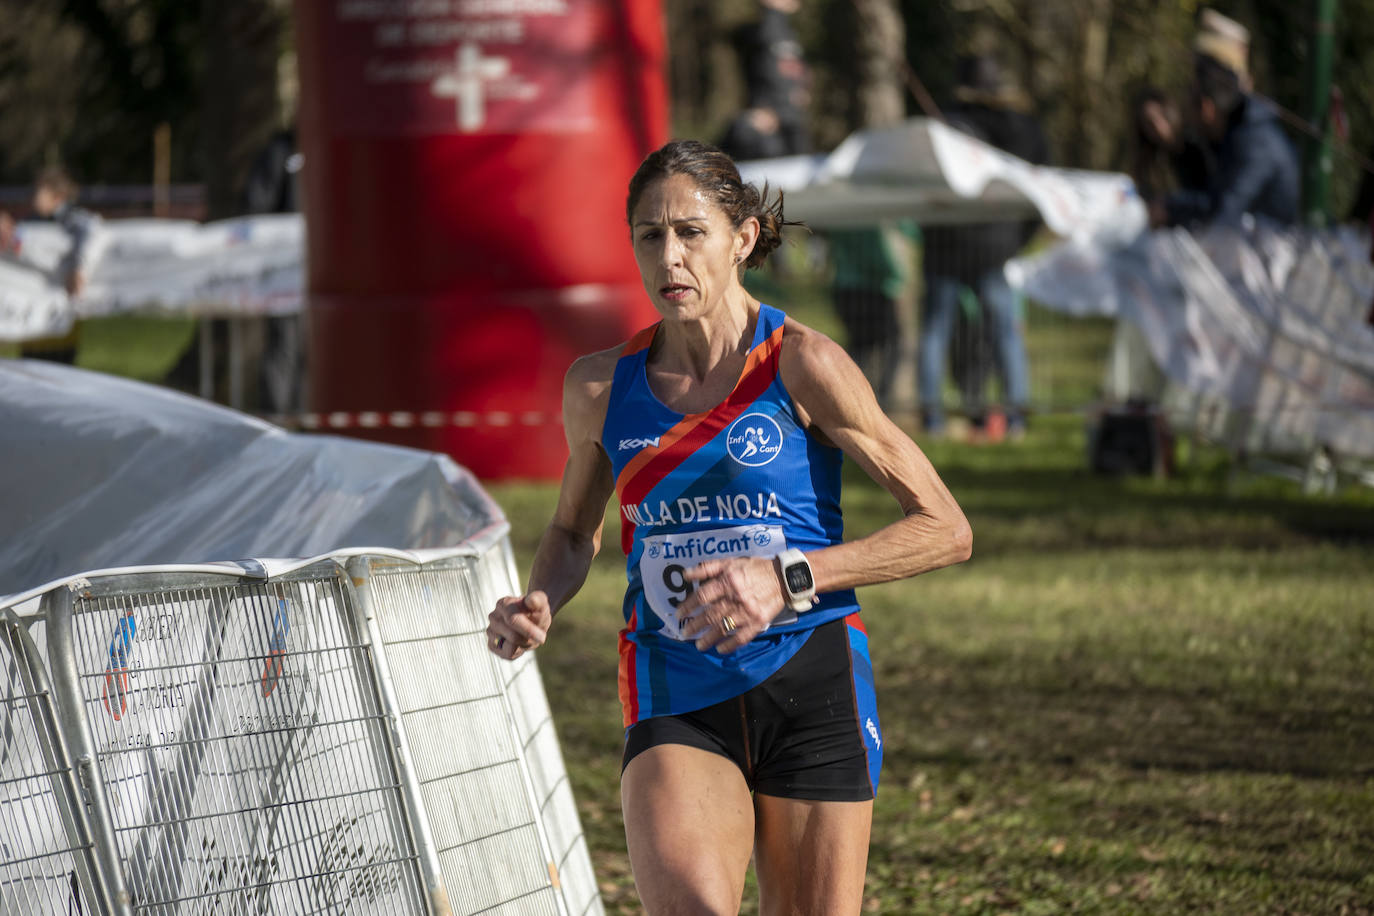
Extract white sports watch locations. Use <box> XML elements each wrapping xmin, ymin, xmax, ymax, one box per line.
<box><xmin>774</xmin><ymin>548</ymin><xmax>817</xmax><ymax>614</ymax></box>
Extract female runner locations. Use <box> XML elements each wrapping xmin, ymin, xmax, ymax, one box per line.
<box><xmin>488</xmin><ymin>139</ymin><xmax>971</xmax><ymax>915</ymax></box>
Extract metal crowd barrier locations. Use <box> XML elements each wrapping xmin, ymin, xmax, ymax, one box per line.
<box><xmin>0</xmin><ymin>531</ymin><xmax>601</xmax><ymax>916</ymax></box>
<box><xmin>1</xmin><ymin>611</ymin><xmax>101</xmax><ymax>914</ymax></box>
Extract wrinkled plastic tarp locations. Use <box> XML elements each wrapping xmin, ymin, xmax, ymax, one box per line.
<box><xmin>1012</xmin><ymin>222</ymin><xmax>1374</xmax><ymax>460</ymax></box>
<box><xmin>0</xmin><ymin>360</ymin><xmax>505</xmax><ymax>598</ymax></box>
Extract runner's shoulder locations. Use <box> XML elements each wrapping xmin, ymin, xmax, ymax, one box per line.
<box><xmin>778</xmin><ymin>316</ymin><xmax>855</xmax><ymax>389</ymax></box>
<box><xmin>563</xmin><ymin>341</ymin><xmax>631</xmax><ymax>443</ymax></box>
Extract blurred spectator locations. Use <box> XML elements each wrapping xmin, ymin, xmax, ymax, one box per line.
<box><xmin>1110</xmin><ymin>87</ymin><xmax>1211</xmax><ymax>406</ymax></box>
<box><xmin>163</xmin><ymin>128</ymin><xmax>305</xmax><ymax>412</ymax></box>
<box><xmin>1194</xmin><ymin>9</ymin><xmax>1252</xmax><ymax>92</ymax></box>
<box><xmin>10</xmin><ymin>167</ymin><xmax>100</xmax><ymax>364</ymax></box>
<box><xmin>1348</xmin><ymin>144</ymin><xmax>1374</xmax><ymax>229</ymax></box>
<box><xmin>719</xmin><ymin>106</ymin><xmax>794</xmax><ymax>161</ymax></box>
<box><xmin>918</xmin><ymin>53</ymin><xmax>1048</xmax><ymax>440</ymax></box>
<box><xmin>1159</xmin><ymin>48</ymin><xmax>1299</xmax><ymax>228</ymax></box>
<box><xmin>1130</xmin><ymin>86</ymin><xmax>1212</xmax><ymax>206</ymax></box>
<box><xmin>718</xmin><ymin>0</ymin><xmax>810</xmax><ymax>160</ymax></box>
<box><xmin>1358</xmin><ymin>150</ymin><xmax>1374</xmax><ymax>326</ymax></box>
<box><xmin>243</xmin><ymin>127</ymin><xmax>301</xmax><ymax>214</ymax></box>
<box><xmin>828</xmin><ymin>221</ymin><xmax>918</xmax><ymax>407</ymax></box>
<box><xmin>245</xmin><ymin>128</ymin><xmax>306</xmax><ymax>415</ymax></box>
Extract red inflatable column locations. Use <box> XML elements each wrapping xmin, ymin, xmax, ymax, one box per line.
<box><xmin>294</xmin><ymin>0</ymin><xmax>667</xmax><ymax>480</ymax></box>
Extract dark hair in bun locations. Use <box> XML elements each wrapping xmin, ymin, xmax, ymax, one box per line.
<box><xmin>626</xmin><ymin>139</ymin><xmax>803</xmax><ymax>269</ymax></box>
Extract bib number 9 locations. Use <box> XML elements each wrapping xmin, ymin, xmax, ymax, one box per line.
<box><xmin>662</xmin><ymin>564</ymin><xmax>694</xmax><ymax>607</ymax></box>
<box><xmin>638</xmin><ymin>524</ymin><xmax>787</xmax><ymax>640</ymax></box>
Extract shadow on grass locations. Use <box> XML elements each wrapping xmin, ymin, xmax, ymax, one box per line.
<box><xmin>843</xmin><ymin>457</ymin><xmax>1374</xmax><ymax>553</ymax></box>
<box><xmin>880</xmin><ymin>650</ymin><xmax>1374</xmax><ymax>781</ymax></box>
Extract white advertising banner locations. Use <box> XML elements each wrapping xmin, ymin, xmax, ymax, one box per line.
<box><xmin>0</xmin><ymin>214</ymin><xmax>303</xmax><ymax>342</ymax></box>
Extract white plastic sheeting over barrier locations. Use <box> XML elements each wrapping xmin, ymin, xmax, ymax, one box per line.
<box><xmin>0</xmin><ymin>360</ymin><xmax>499</xmax><ymax>599</ymax></box>
<box><xmin>1012</xmin><ymin>223</ymin><xmax>1374</xmax><ymax>462</ymax></box>
<box><xmin>0</xmin><ymin>365</ymin><xmax>602</xmax><ymax>914</ymax></box>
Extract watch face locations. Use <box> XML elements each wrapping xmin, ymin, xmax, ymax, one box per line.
<box><xmin>785</xmin><ymin>561</ymin><xmax>813</xmax><ymax>594</ymax></box>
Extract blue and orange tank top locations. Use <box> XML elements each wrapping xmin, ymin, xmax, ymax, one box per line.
<box><xmin>602</xmin><ymin>303</ymin><xmax>861</xmax><ymax>727</ymax></box>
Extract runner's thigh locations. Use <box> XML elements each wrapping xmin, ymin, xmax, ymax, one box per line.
<box><xmin>754</xmin><ymin>794</ymin><xmax>873</xmax><ymax>916</ymax></box>
<box><xmin>621</xmin><ymin>743</ymin><xmax>756</xmax><ymax>916</ymax></box>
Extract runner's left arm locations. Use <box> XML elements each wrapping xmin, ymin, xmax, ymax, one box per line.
<box><xmin>783</xmin><ymin>324</ymin><xmax>972</xmax><ymax>590</ymax></box>
<box><xmin>679</xmin><ymin>323</ymin><xmax>971</xmax><ymax>654</ymax></box>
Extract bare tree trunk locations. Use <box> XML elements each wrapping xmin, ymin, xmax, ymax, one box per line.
<box><xmin>200</xmin><ymin>0</ymin><xmax>288</xmax><ymax>220</ymax></box>
<box><xmin>852</xmin><ymin>0</ymin><xmax>906</xmax><ymax>129</ymax></box>
<box><xmin>667</xmin><ymin>0</ymin><xmax>716</xmax><ymax>134</ymax></box>
<box><xmin>1081</xmin><ymin>0</ymin><xmax>1115</xmax><ymax>168</ymax></box>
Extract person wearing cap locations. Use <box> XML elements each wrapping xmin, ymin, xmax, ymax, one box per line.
<box><xmin>718</xmin><ymin>0</ymin><xmax>811</xmax><ymax>161</ymax></box>
<box><xmin>1158</xmin><ymin>25</ymin><xmax>1299</xmax><ymax>228</ymax></box>
<box><xmin>1195</xmin><ymin>9</ymin><xmax>1253</xmax><ymax>92</ymax></box>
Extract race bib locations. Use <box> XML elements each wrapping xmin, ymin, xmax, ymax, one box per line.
<box><xmin>638</xmin><ymin>524</ymin><xmax>797</xmax><ymax>640</ymax></box>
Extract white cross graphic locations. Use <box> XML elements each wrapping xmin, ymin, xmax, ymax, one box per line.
<box><xmin>431</xmin><ymin>42</ymin><xmax>510</xmax><ymax>132</ymax></box>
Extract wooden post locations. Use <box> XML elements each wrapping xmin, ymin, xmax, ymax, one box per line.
<box><xmin>153</xmin><ymin>123</ymin><xmax>171</xmax><ymax>218</ymax></box>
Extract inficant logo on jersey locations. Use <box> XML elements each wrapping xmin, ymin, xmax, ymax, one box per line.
<box><xmin>619</xmin><ymin>436</ymin><xmax>661</xmax><ymax>451</ymax></box>
<box><xmin>725</xmin><ymin>413</ymin><xmax>783</xmax><ymax>467</ymax></box>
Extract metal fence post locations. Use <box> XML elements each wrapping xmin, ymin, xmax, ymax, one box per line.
<box><xmin>1303</xmin><ymin>0</ymin><xmax>1338</xmax><ymax>227</ymax></box>
<box><xmin>473</xmin><ymin>575</ymin><xmax>573</xmax><ymax>916</ymax></box>
<box><xmin>344</xmin><ymin>557</ymin><xmax>453</xmax><ymax>916</ymax></box>
<box><xmin>1</xmin><ymin>606</ymin><xmax>105</xmax><ymax>915</ymax></box>
<box><xmin>45</xmin><ymin>584</ymin><xmax>134</xmax><ymax>916</ymax></box>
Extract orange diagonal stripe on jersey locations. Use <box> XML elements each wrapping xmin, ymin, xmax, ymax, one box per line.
<box><xmin>617</xmin><ymin>323</ymin><xmax>784</xmax><ymax>505</ymax></box>
<box><xmin>621</xmin><ymin>323</ymin><xmax>658</xmax><ymax>358</ymax></box>
<box><xmin>618</xmin><ymin>605</ymin><xmax>640</xmax><ymax>726</ymax></box>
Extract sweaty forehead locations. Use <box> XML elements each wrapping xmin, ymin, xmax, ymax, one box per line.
<box><xmin>633</xmin><ymin>174</ymin><xmax>720</xmax><ymax>224</ymax></box>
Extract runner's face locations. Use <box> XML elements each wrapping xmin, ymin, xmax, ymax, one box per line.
<box><xmin>631</xmin><ymin>174</ymin><xmax>754</xmax><ymax>322</ymax></box>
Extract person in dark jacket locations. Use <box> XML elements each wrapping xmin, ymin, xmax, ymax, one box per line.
<box><xmin>1130</xmin><ymin>85</ymin><xmax>1212</xmax><ymax>206</ymax></box>
<box><xmin>1348</xmin><ymin>143</ymin><xmax>1374</xmax><ymax>230</ymax></box>
<box><xmin>718</xmin><ymin>0</ymin><xmax>810</xmax><ymax>161</ymax></box>
<box><xmin>1161</xmin><ymin>53</ymin><xmax>1299</xmax><ymax>228</ymax></box>
<box><xmin>918</xmin><ymin>54</ymin><xmax>1048</xmax><ymax>438</ymax></box>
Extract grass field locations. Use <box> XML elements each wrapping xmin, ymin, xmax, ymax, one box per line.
<box><xmin>491</xmin><ymin>421</ymin><xmax>1374</xmax><ymax>915</ymax></box>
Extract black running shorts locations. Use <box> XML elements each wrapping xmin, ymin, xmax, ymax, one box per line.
<box><xmin>621</xmin><ymin>616</ymin><xmax>882</xmax><ymax>802</ymax></box>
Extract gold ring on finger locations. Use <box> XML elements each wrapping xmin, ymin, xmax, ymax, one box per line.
<box><xmin>721</xmin><ymin>615</ymin><xmax>736</xmax><ymax>634</ymax></box>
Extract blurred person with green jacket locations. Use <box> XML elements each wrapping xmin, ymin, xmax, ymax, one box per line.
<box><xmin>828</xmin><ymin>220</ymin><xmax>918</xmax><ymax>407</ymax></box>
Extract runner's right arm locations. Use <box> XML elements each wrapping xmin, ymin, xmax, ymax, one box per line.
<box><xmin>487</xmin><ymin>349</ymin><xmax>617</xmax><ymax>659</ymax></box>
